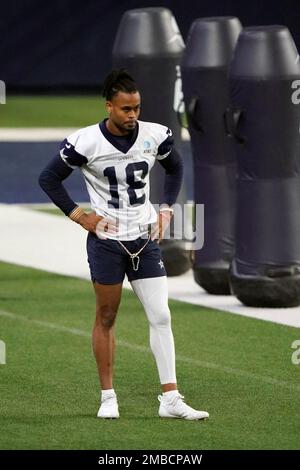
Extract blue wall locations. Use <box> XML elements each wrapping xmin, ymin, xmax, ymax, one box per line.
<box><xmin>1</xmin><ymin>0</ymin><xmax>299</xmax><ymax>90</ymax></box>
<box><xmin>0</xmin><ymin>142</ymin><xmax>88</xmax><ymax>203</ymax></box>
<box><xmin>0</xmin><ymin>141</ymin><xmax>193</xmax><ymax>203</ymax></box>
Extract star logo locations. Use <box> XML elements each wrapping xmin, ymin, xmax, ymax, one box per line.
<box><xmin>158</xmin><ymin>259</ymin><xmax>164</xmax><ymax>269</ymax></box>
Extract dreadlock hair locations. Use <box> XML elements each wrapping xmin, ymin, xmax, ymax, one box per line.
<box><xmin>102</xmin><ymin>69</ymin><xmax>138</xmax><ymax>101</ymax></box>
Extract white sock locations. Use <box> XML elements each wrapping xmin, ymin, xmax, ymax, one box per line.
<box><xmin>101</xmin><ymin>389</ymin><xmax>116</xmax><ymax>400</ymax></box>
<box><xmin>163</xmin><ymin>390</ymin><xmax>179</xmax><ymax>400</ymax></box>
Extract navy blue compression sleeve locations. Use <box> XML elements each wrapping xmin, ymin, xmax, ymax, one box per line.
<box><xmin>39</xmin><ymin>155</ymin><xmax>78</xmax><ymax>216</ymax></box>
<box><xmin>158</xmin><ymin>148</ymin><xmax>183</xmax><ymax>206</ymax></box>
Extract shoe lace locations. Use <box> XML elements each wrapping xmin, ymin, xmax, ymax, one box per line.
<box><xmin>102</xmin><ymin>394</ymin><xmax>117</xmax><ymax>404</ymax></box>
<box><xmin>172</xmin><ymin>393</ymin><xmax>185</xmax><ymax>407</ymax></box>
<box><xmin>158</xmin><ymin>393</ymin><xmax>185</xmax><ymax>405</ymax></box>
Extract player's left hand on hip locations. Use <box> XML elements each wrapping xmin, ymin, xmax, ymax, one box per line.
<box><xmin>150</xmin><ymin>211</ymin><xmax>172</xmax><ymax>243</ymax></box>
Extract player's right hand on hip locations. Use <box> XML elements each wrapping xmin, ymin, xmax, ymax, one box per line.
<box><xmin>77</xmin><ymin>212</ymin><xmax>117</xmax><ymax>237</ymax></box>
<box><xmin>95</xmin><ymin>215</ymin><xmax>118</xmax><ymax>239</ymax></box>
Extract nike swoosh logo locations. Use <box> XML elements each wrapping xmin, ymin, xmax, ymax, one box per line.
<box><xmin>65</xmin><ymin>143</ymin><xmax>71</xmax><ymax>149</ymax></box>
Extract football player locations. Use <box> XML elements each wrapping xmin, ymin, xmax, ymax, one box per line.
<box><xmin>39</xmin><ymin>69</ymin><xmax>209</xmax><ymax>421</ymax></box>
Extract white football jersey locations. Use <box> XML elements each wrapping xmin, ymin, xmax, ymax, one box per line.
<box><xmin>60</xmin><ymin>120</ymin><xmax>173</xmax><ymax>240</ymax></box>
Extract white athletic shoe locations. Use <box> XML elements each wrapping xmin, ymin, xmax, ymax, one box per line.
<box><xmin>158</xmin><ymin>393</ymin><xmax>209</xmax><ymax>421</ymax></box>
<box><xmin>97</xmin><ymin>392</ymin><xmax>119</xmax><ymax>419</ymax></box>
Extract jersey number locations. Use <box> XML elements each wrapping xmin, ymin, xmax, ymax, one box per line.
<box><xmin>103</xmin><ymin>161</ymin><xmax>148</xmax><ymax>208</ymax></box>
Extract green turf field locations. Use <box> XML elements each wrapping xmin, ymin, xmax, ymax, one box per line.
<box><xmin>0</xmin><ymin>95</ymin><xmax>186</xmax><ymax>129</ymax></box>
<box><xmin>0</xmin><ymin>261</ymin><xmax>299</xmax><ymax>450</ymax></box>
<box><xmin>1</xmin><ymin>96</ymin><xmax>300</xmax><ymax>449</ymax></box>
<box><xmin>0</xmin><ymin>96</ymin><xmax>106</xmax><ymax>127</ymax></box>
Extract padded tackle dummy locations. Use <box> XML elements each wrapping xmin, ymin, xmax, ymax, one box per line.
<box><xmin>229</xmin><ymin>26</ymin><xmax>300</xmax><ymax>307</ymax></box>
<box><xmin>113</xmin><ymin>7</ymin><xmax>190</xmax><ymax>276</ymax></box>
<box><xmin>181</xmin><ymin>17</ymin><xmax>242</xmax><ymax>294</ymax></box>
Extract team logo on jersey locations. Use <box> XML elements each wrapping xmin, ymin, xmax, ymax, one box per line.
<box><xmin>143</xmin><ymin>140</ymin><xmax>153</xmax><ymax>154</ymax></box>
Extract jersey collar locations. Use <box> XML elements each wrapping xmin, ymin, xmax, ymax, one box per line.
<box><xmin>99</xmin><ymin>119</ymin><xmax>139</xmax><ymax>154</ymax></box>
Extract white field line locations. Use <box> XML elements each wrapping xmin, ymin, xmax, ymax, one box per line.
<box><xmin>1</xmin><ymin>308</ymin><xmax>299</xmax><ymax>392</ymax></box>
<box><xmin>0</xmin><ymin>128</ymin><xmax>78</xmax><ymax>141</ymax></box>
<box><xmin>1</xmin><ymin>203</ymin><xmax>300</xmax><ymax>328</ymax></box>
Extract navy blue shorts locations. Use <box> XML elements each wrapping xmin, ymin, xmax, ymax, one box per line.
<box><xmin>87</xmin><ymin>232</ymin><xmax>167</xmax><ymax>284</ymax></box>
